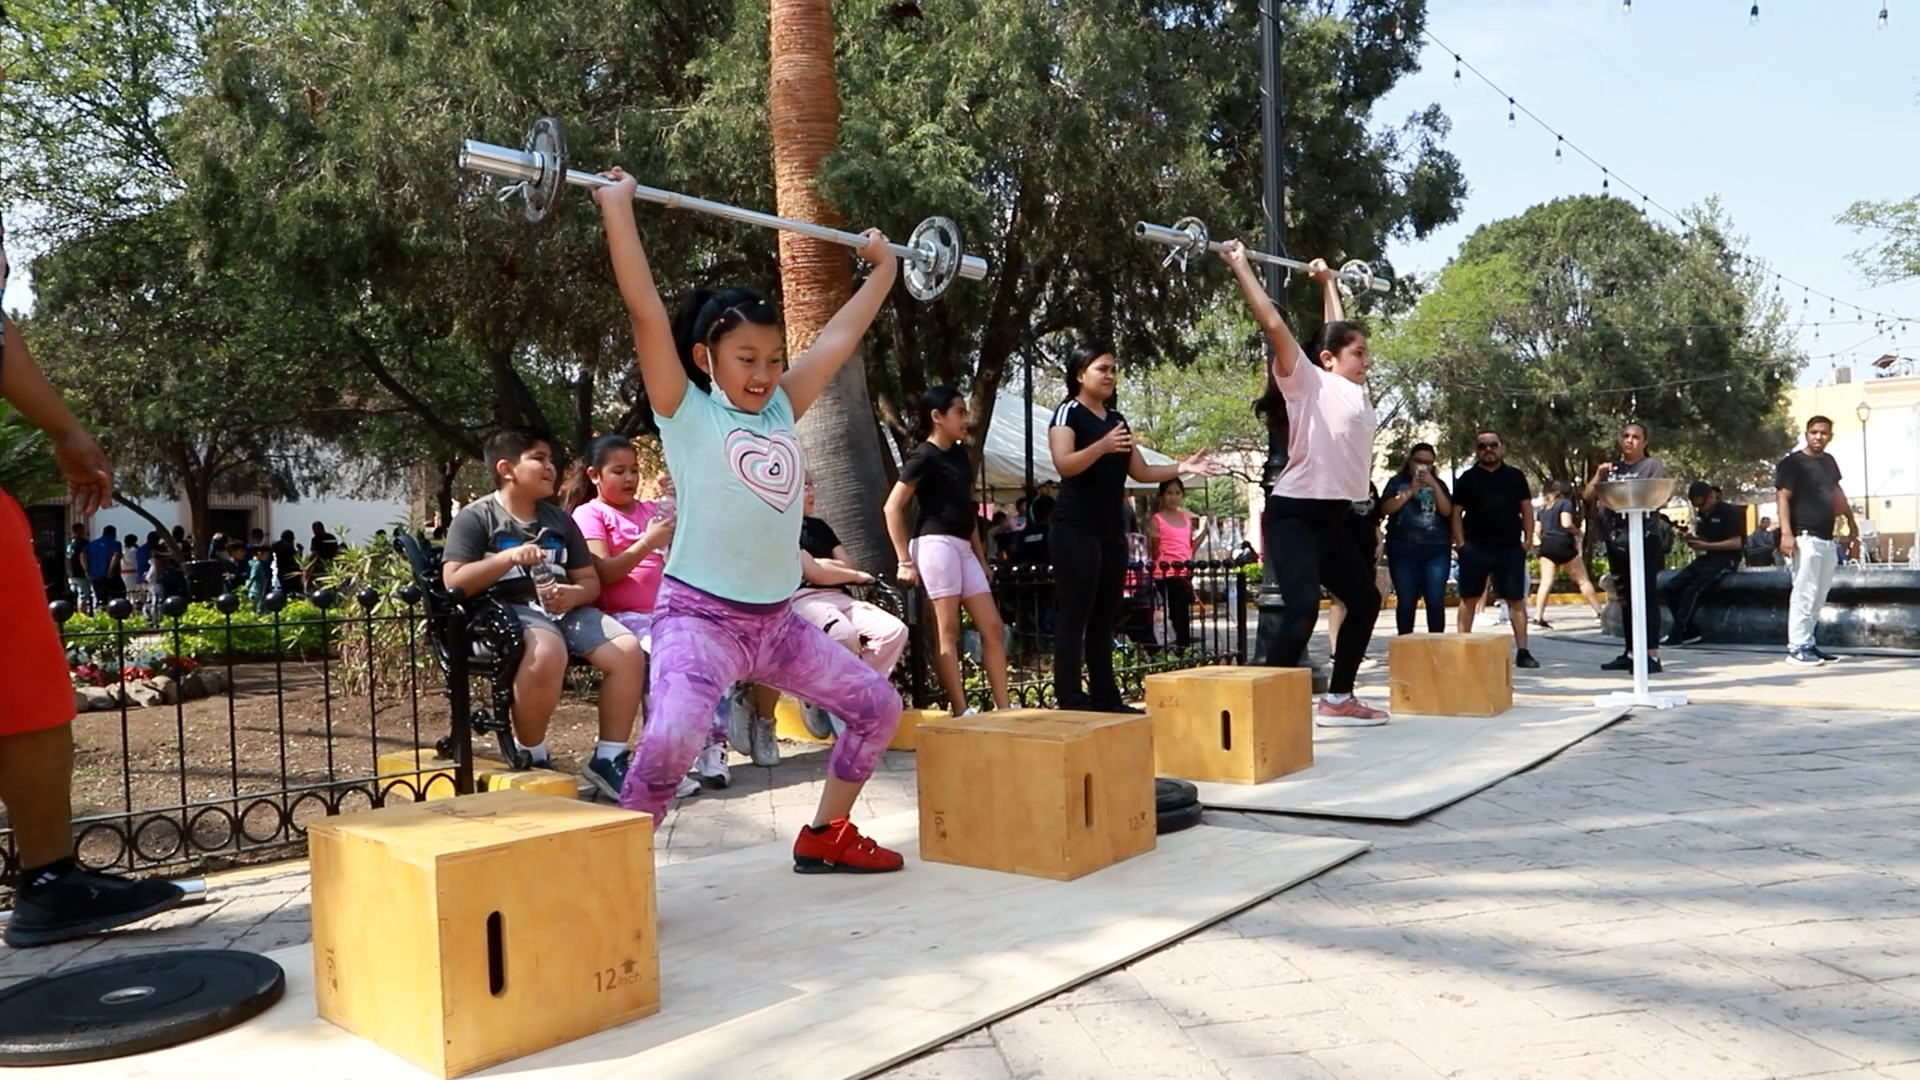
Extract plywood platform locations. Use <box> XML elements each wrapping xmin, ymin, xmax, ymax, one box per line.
<box><xmin>1192</xmin><ymin>702</ymin><xmax>1635</xmax><ymax>821</ymax></box>
<box><xmin>46</xmin><ymin>815</ymin><xmax>1366</xmax><ymax>1080</ymax></box>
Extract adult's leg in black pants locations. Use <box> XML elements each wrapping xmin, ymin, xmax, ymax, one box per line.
<box><xmin>1083</xmin><ymin>532</ymin><xmax>1129</xmax><ymax>708</ymax></box>
<box><xmin>1048</xmin><ymin>524</ymin><xmax>1106</xmax><ymax>708</ymax></box>
<box><xmin>1320</xmin><ymin>519</ymin><xmax>1383</xmax><ymax>696</ymax></box>
<box><xmin>1159</xmin><ymin>577</ymin><xmax>1194</xmax><ymax>647</ymax></box>
<box><xmin>1259</xmin><ymin>498</ymin><xmax>1332</xmax><ymax>671</ymax></box>
<box><xmin>1609</xmin><ymin>544</ymin><xmax>1663</xmax><ymax>652</ymax></box>
<box><xmin>1667</xmin><ymin>557</ymin><xmax>1734</xmax><ymax>637</ymax></box>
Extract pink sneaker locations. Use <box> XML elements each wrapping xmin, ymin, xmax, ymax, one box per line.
<box><xmin>1316</xmin><ymin>696</ymin><xmax>1390</xmax><ymax>727</ymax></box>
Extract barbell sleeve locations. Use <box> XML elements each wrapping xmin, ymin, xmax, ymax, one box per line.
<box><xmin>460</xmin><ymin>139</ymin><xmax>987</xmax><ymax>283</ymax></box>
<box><xmin>1134</xmin><ymin>219</ymin><xmax>1392</xmax><ymax>294</ymax></box>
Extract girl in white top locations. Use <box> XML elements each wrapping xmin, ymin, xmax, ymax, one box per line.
<box><xmin>1221</xmin><ymin>241</ymin><xmax>1387</xmax><ymax>725</ymax></box>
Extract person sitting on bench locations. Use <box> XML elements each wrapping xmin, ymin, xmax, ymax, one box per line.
<box><xmin>1659</xmin><ymin>481</ymin><xmax>1746</xmax><ymax>647</ymax></box>
<box><xmin>442</xmin><ymin>427</ymin><xmax>646</xmax><ymax>796</ymax></box>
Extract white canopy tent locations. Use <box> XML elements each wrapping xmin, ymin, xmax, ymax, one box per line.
<box><xmin>974</xmin><ymin>390</ymin><xmax>1177</xmax><ymax>499</ymax></box>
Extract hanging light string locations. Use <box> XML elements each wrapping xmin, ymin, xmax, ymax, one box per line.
<box><xmin>1423</xmin><ymin>27</ymin><xmax>1916</xmax><ymax>334</ymax></box>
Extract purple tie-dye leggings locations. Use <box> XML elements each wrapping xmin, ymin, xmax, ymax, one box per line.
<box><xmin>619</xmin><ymin>577</ymin><xmax>903</xmax><ymax>821</ymax></box>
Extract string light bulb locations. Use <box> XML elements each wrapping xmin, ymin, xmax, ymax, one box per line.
<box><xmin>1622</xmin><ymin>0</ymin><xmax>1631</xmax><ymax>12</ymax></box>
<box><xmin>1555</xmin><ymin>135</ymin><xmax>1564</xmax><ymax>164</ymax></box>
<box><xmin>1454</xmin><ymin>55</ymin><xmax>1462</xmax><ymax>85</ymax></box>
<box><xmin>1879</xmin><ymin>5</ymin><xmax>1889</xmax><ymax>28</ymax></box>
<box><xmin>1508</xmin><ymin>97</ymin><xmax>1516</xmax><ymax>127</ymax></box>
<box><xmin>1750</xmin><ymin>3</ymin><xmax>1760</xmax><ymax>24</ymax></box>
<box><xmin>1602</xmin><ymin>168</ymin><xmax>1610</xmax><ymax>192</ymax></box>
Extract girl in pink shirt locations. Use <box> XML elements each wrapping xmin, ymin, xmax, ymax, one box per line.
<box><xmin>1145</xmin><ymin>478</ymin><xmax>1207</xmax><ymax>648</ymax></box>
<box><xmin>564</xmin><ymin>436</ymin><xmax>728</xmax><ymax>793</ymax></box>
<box><xmin>1223</xmin><ymin>242</ymin><xmax>1387</xmax><ymax>725</ymax></box>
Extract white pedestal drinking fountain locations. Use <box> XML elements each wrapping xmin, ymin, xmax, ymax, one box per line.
<box><xmin>1593</xmin><ymin>478</ymin><xmax>1689</xmax><ymax>710</ymax></box>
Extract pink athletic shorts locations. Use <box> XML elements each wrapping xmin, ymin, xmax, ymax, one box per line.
<box><xmin>909</xmin><ymin>534</ymin><xmax>991</xmax><ymax>601</ymax></box>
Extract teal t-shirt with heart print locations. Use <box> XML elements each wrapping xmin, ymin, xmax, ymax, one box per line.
<box><xmin>657</xmin><ymin>382</ymin><xmax>804</xmax><ymax>604</ymax></box>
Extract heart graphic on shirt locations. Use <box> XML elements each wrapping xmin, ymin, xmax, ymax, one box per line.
<box><xmin>725</xmin><ymin>428</ymin><xmax>802</xmax><ymax>512</ymax></box>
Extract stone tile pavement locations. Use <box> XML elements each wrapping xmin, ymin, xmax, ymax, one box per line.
<box><xmin>3</xmin><ymin>615</ymin><xmax>1917</xmax><ymax>1079</ymax></box>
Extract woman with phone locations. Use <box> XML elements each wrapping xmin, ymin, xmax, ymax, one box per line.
<box><xmin>1378</xmin><ymin>444</ymin><xmax>1454</xmax><ymax>635</ymax></box>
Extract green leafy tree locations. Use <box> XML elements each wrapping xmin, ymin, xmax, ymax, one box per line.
<box><xmin>26</xmin><ymin>207</ymin><xmax>351</xmax><ymax>543</ymax></box>
<box><xmin>685</xmin><ymin>0</ymin><xmax>1464</xmax><ymax>448</ymax></box>
<box><xmin>1840</xmin><ymin>196</ymin><xmax>1920</xmax><ymax>284</ymax></box>
<box><xmin>1374</xmin><ymin>196</ymin><xmax>1801</xmax><ymax>493</ymax></box>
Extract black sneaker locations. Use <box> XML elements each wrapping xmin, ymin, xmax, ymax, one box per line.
<box><xmin>1601</xmin><ymin>653</ymin><xmax>1633</xmax><ymax>671</ymax></box>
<box><xmin>1514</xmin><ymin>648</ymin><xmax>1541</xmax><ymax>669</ymax></box>
<box><xmin>1093</xmin><ymin>702</ymin><xmax>1146</xmax><ymax>716</ymax></box>
<box><xmin>1661</xmin><ymin>630</ymin><xmax>1703</xmax><ymax>647</ymax></box>
<box><xmin>4</xmin><ymin>867</ymin><xmax>186</xmax><ymax>948</ymax></box>
<box><xmin>581</xmin><ymin>751</ymin><xmax>630</xmax><ymax>802</ymax></box>
<box><xmin>1812</xmin><ymin>647</ymin><xmax>1842</xmax><ymax>663</ymax></box>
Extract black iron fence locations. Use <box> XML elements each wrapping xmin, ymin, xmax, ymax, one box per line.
<box><xmin>0</xmin><ymin>585</ymin><xmax>463</xmax><ymax>902</ymax></box>
<box><xmin>901</xmin><ymin>558</ymin><xmax>1255</xmax><ymax>711</ymax></box>
<box><xmin>1</xmin><ymin>551</ymin><xmax>1259</xmax><ymax>902</ymax></box>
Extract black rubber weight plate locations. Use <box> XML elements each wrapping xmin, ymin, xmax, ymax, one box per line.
<box><xmin>1157</xmin><ymin>801</ymin><xmax>1204</xmax><ymax>835</ymax></box>
<box><xmin>1155</xmin><ymin>778</ymin><xmax>1199</xmax><ymax>813</ymax></box>
<box><xmin>0</xmin><ymin>949</ymin><xmax>285</xmax><ymax>1066</ymax></box>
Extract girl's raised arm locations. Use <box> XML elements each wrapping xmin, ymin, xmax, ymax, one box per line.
<box><xmin>781</xmin><ymin>231</ymin><xmax>899</xmax><ymax>420</ymax></box>
<box><xmin>595</xmin><ymin>169</ymin><xmax>687</xmax><ymax>419</ymax></box>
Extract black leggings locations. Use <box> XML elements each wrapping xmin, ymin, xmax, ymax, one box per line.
<box><xmin>1049</xmin><ymin>523</ymin><xmax>1128</xmax><ymax>709</ymax></box>
<box><xmin>1260</xmin><ymin>496</ymin><xmax>1383</xmax><ymax>695</ymax></box>
<box><xmin>1158</xmin><ymin>577</ymin><xmax>1194</xmax><ymax>647</ymax></box>
<box><xmin>1607</xmin><ymin>541</ymin><xmax>1664</xmax><ymax>650</ymax></box>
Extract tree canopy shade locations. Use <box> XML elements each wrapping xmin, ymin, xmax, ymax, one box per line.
<box><xmin>1372</xmin><ymin>196</ymin><xmax>1802</xmax><ymax>489</ymax></box>
<box><xmin>685</xmin><ymin>0</ymin><xmax>1464</xmax><ymax>447</ymax></box>
<box><xmin>1841</xmin><ymin>195</ymin><xmax>1920</xmax><ymax>286</ymax></box>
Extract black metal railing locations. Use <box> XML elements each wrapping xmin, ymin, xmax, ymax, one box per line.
<box><xmin>1</xmin><ymin>583</ymin><xmax>466</xmax><ymax>902</ymax></box>
<box><xmin>901</xmin><ymin>558</ymin><xmax>1254</xmax><ymax>711</ymax></box>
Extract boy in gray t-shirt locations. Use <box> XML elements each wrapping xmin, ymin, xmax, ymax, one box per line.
<box><xmin>441</xmin><ymin>428</ymin><xmax>644</xmax><ymax>801</ymax></box>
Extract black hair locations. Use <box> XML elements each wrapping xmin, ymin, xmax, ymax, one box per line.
<box><xmin>562</xmin><ymin>433</ymin><xmax>637</xmax><ymax>512</ymax></box>
<box><xmin>1806</xmin><ymin>414</ymin><xmax>1834</xmax><ymax>430</ymax></box>
<box><xmin>1064</xmin><ymin>339</ymin><xmax>1115</xmax><ymax>400</ymax></box>
<box><xmin>1547</xmin><ymin>478</ymin><xmax>1574</xmax><ymax>498</ymax></box>
<box><xmin>482</xmin><ymin>426</ymin><xmax>556</xmax><ymax>489</ymax></box>
<box><xmin>1030</xmin><ymin>494</ymin><xmax>1056</xmax><ymax>523</ymax></box>
<box><xmin>1621</xmin><ymin>420</ymin><xmax>1650</xmax><ymax>443</ymax></box>
<box><xmin>102</xmin><ymin>525</ymin><xmax>117</xmax><ymax>539</ymax></box>
<box><xmin>915</xmin><ymin>385</ymin><xmax>965</xmax><ymax>440</ymax></box>
<box><xmin>1253</xmin><ymin>321</ymin><xmax>1368</xmax><ymax>432</ymax></box>
<box><xmin>1397</xmin><ymin>442</ymin><xmax>1438</xmax><ymax>480</ymax></box>
<box><xmin>1157</xmin><ymin>477</ymin><xmax>1186</xmax><ymax>501</ymax></box>
<box><xmin>659</xmin><ymin>286</ymin><xmax>780</xmax><ymax>396</ymax></box>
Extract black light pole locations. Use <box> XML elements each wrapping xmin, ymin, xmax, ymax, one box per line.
<box><xmin>1251</xmin><ymin>0</ymin><xmax>1296</xmax><ymax>670</ymax></box>
<box><xmin>1258</xmin><ymin>0</ymin><xmax>1290</xmax><ymax>311</ymax></box>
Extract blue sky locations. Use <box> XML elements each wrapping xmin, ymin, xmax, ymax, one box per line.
<box><xmin>1376</xmin><ymin>0</ymin><xmax>1920</xmax><ymax>387</ymax></box>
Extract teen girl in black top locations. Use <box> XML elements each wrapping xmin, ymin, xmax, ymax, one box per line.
<box><xmin>1046</xmin><ymin>342</ymin><xmax>1213</xmax><ymax>712</ymax></box>
<box><xmin>884</xmin><ymin>386</ymin><xmax>1011</xmax><ymax>714</ymax></box>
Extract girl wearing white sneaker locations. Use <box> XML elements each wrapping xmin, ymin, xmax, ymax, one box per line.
<box><xmin>1221</xmin><ymin>242</ymin><xmax>1389</xmax><ymax>726</ymax></box>
<box><xmin>885</xmin><ymin>387</ymin><xmax>1011</xmax><ymax>715</ymax></box>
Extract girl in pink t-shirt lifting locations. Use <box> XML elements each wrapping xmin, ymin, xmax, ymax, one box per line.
<box><xmin>1221</xmin><ymin>241</ymin><xmax>1388</xmax><ymax>725</ymax></box>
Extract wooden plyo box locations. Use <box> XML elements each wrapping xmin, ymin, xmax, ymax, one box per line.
<box><xmin>1143</xmin><ymin>666</ymin><xmax>1313</xmax><ymax>784</ymax></box>
<box><xmin>373</xmin><ymin>748</ymin><xmax>580</xmax><ymax>801</ymax></box>
<box><xmin>772</xmin><ymin>696</ymin><xmax>940</xmax><ymax>751</ymax></box>
<box><xmin>916</xmin><ymin>710</ymin><xmax>1156</xmax><ymax>881</ymax></box>
<box><xmin>1388</xmin><ymin>634</ymin><xmax>1514</xmax><ymax>717</ymax></box>
<box><xmin>307</xmin><ymin>789</ymin><xmax>658</xmax><ymax>1078</ymax></box>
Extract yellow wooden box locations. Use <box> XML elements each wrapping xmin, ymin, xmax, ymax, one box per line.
<box><xmin>1388</xmin><ymin>634</ymin><xmax>1514</xmax><ymax>717</ymax></box>
<box><xmin>307</xmin><ymin>789</ymin><xmax>658</xmax><ymax>1078</ymax></box>
<box><xmin>1143</xmin><ymin>666</ymin><xmax>1312</xmax><ymax>784</ymax></box>
<box><xmin>772</xmin><ymin>697</ymin><xmax>940</xmax><ymax>752</ymax></box>
<box><xmin>373</xmin><ymin>748</ymin><xmax>579</xmax><ymax>802</ymax></box>
<box><xmin>916</xmin><ymin>709</ymin><xmax>1155</xmax><ymax>880</ymax></box>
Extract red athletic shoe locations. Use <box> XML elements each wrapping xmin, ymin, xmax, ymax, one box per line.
<box><xmin>793</xmin><ymin>818</ymin><xmax>904</xmax><ymax>874</ymax></box>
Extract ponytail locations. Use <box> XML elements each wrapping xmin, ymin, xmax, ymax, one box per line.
<box><xmin>561</xmin><ymin>434</ymin><xmax>636</xmax><ymax>512</ymax></box>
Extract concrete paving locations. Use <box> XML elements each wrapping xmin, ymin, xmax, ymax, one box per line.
<box><xmin>4</xmin><ymin>609</ymin><xmax>1916</xmax><ymax>1079</ymax></box>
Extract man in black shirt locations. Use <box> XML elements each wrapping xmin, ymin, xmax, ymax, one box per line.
<box><xmin>1450</xmin><ymin>429</ymin><xmax>1540</xmax><ymax>669</ymax></box>
<box><xmin>1775</xmin><ymin>415</ymin><xmax>1856</xmax><ymax>665</ymax></box>
<box><xmin>1658</xmin><ymin>482</ymin><xmax>1746</xmax><ymax>646</ymax></box>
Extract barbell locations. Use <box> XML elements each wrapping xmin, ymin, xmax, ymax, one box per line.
<box><xmin>459</xmin><ymin>118</ymin><xmax>989</xmax><ymax>302</ymax></box>
<box><xmin>1135</xmin><ymin>217</ymin><xmax>1392</xmax><ymax>295</ymax></box>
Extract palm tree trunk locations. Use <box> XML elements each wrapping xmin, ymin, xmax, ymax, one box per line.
<box><xmin>770</xmin><ymin>0</ymin><xmax>893</xmax><ymax>571</ymax></box>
